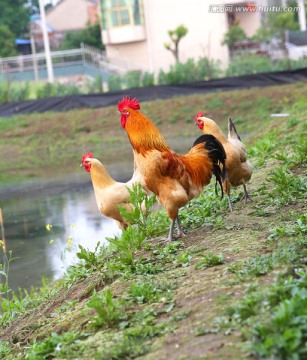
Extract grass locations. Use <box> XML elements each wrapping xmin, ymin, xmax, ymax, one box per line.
<box><xmin>0</xmin><ymin>82</ymin><xmax>306</xmax><ymax>186</ymax></box>
<box><xmin>0</xmin><ymin>83</ymin><xmax>306</xmax><ymax>359</ymax></box>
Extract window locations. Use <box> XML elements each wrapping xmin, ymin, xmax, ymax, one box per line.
<box><xmin>101</xmin><ymin>0</ymin><xmax>144</xmax><ymax>29</ymax></box>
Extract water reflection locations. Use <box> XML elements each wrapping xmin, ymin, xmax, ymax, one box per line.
<box><xmin>1</xmin><ymin>190</ymin><xmax>121</xmax><ymax>292</ymax></box>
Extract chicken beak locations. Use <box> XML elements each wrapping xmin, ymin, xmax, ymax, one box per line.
<box><xmin>80</xmin><ymin>163</ymin><xmax>84</xmax><ymax>167</ymax></box>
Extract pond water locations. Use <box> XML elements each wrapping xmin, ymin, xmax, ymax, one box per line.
<box><xmin>1</xmin><ymin>187</ymin><xmax>121</xmax><ymax>292</ymax></box>
<box><xmin>0</xmin><ymin>136</ymin><xmax>195</xmax><ymax>293</ymax></box>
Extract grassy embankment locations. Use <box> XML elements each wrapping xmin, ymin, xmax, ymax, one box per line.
<box><xmin>0</xmin><ymin>82</ymin><xmax>306</xmax><ymax>185</ymax></box>
<box><xmin>0</xmin><ymin>83</ymin><xmax>306</xmax><ymax>359</ymax></box>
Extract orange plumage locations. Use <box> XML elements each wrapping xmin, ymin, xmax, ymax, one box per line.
<box><xmin>119</xmin><ymin>97</ymin><xmax>226</xmax><ymax>241</ymax></box>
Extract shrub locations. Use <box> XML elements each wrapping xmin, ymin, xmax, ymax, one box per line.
<box><xmin>0</xmin><ymin>81</ymin><xmax>30</xmax><ymax>103</ymax></box>
<box><xmin>142</xmin><ymin>72</ymin><xmax>155</xmax><ymax>87</ymax></box>
<box><xmin>226</xmin><ymin>54</ymin><xmax>274</xmax><ymax>76</ymax></box>
<box><xmin>197</xmin><ymin>57</ymin><xmax>222</xmax><ymax>80</ymax></box>
<box><xmin>107</xmin><ymin>73</ymin><xmax>122</xmax><ymax>91</ymax></box>
<box><xmin>125</xmin><ymin>70</ymin><xmax>142</xmax><ymax>88</ymax></box>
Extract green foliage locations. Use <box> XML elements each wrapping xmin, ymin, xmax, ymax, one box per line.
<box><xmin>95</xmin><ymin>333</ymin><xmax>150</xmax><ymax>359</ymax></box>
<box><xmin>85</xmin><ymin>75</ymin><xmax>103</xmax><ymax>93</ymax></box>
<box><xmin>0</xmin><ymin>0</ymin><xmax>29</xmax><ymax>39</ymax></box>
<box><xmin>268</xmin><ymin>10</ymin><xmax>299</xmax><ymax>34</ymax></box>
<box><xmin>197</xmin><ymin>57</ymin><xmax>222</xmax><ymax>80</ymax></box>
<box><xmin>175</xmin><ymin>250</ymin><xmax>193</xmax><ymax>267</ymax></box>
<box><xmin>60</xmin><ymin>22</ymin><xmax>104</xmax><ymax>50</ymax></box>
<box><xmin>0</xmin><ymin>246</ymin><xmax>19</xmax><ymax>323</ymax></box>
<box><xmin>249</xmin><ymin>132</ymin><xmax>279</xmax><ymax>166</ymax></box>
<box><xmin>0</xmin><ymin>25</ymin><xmax>18</xmax><ymax>57</ymax></box>
<box><xmin>224</xmin><ymin>270</ymin><xmax>307</xmax><ymax>360</ymax></box>
<box><xmin>142</xmin><ymin>72</ymin><xmax>155</xmax><ymax>87</ymax></box>
<box><xmin>195</xmin><ymin>252</ymin><xmax>224</xmax><ymax>270</ymax></box>
<box><xmin>125</xmin><ymin>70</ymin><xmax>142</xmax><ymax>88</ymax></box>
<box><xmin>164</xmin><ymin>24</ymin><xmax>188</xmax><ymax>61</ymax></box>
<box><xmin>0</xmin><ymin>341</ymin><xmax>11</xmax><ymax>358</ymax></box>
<box><xmin>0</xmin><ymin>82</ymin><xmax>30</xmax><ymax>104</ymax></box>
<box><xmin>226</xmin><ymin>54</ymin><xmax>274</xmax><ymax>77</ymax></box>
<box><xmin>266</xmin><ymin>166</ymin><xmax>307</xmax><ymax>206</ymax></box>
<box><xmin>36</xmin><ymin>82</ymin><xmax>80</xmax><ymax>99</ymax></box>
<box><xmin>106</xmin><ymin>226</ymin><xmax>146</xmax><ymax>268</ymax></box>
<box><xmin>129</xmin><ymin>281</ymin><xmax>172</xmax><ymax>304</ymax></box>
<box><xmin>86</xmin><ymin>289</ymin><xmax>127</xmax><ymax>328</ymax></box>
<box><xmin>107</xmin><ymin>74</ymin><xmax>122</xmax><ymax>91</ymax></box>
<box><xmin>117</xmin><ymin>184</ymin><xmax>157</xmax><ymax>238</ymax></box>
<box><xmin>158</xmin><ymin>57</ymin><xmax>222</xmax><ymax>85</ymax></box>
<box><xmin>76</xmin><ymin>241</ymin><xmax>103</xmax><ymax>269</ymax></box>
<box><xmin>26</xmin><ymin>331</ymin><xmax>83</xmax><ymax>359</ymax></box>
<box><xmin>222</xmin><ymin>24</ymin><xmax>248</xmax><ymax>49</ymax></box>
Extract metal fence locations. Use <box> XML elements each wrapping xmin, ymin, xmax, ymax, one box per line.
<box><xmin>0</xmin><ymin>43</ymin><xmax>126</xmax><ymax>77</ymax></box>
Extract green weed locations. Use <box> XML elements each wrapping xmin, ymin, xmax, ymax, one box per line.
<box><xmin>86</xmin><ymin>289</ymin><xmax>127</xmax><ymax>328</ymax></box>
<box><xmin>107</xmin><ymin>226</ymin><xmax>146</xmax><ymax>269</ymax></box>
<box><xmin>26</xmin><ymin>331</ymin><xmax>85</xmax><ymax>359</ymax></box>
<box><xmin>266</xmin><ymin>166</ymin><xmax>307</xmax><ymax>206</ymax></box>
<box><xmin>118</xmin><ymin>184</ymin><xmax>167</xmax><ymax>238</ymax></box>
<box><xmin>224</xmin><ymin>270</ymin><xmax>307</xmax><ymax>360</ymax></box>
<box><xmin>129</xmin><ymin>281</ymin><xmax>172</xmax><ymax>304</ymax></box>
<box><xmin>195</xmin><ymin>252</ymin><xmax>224</xmax><ymax>270</ymax></box>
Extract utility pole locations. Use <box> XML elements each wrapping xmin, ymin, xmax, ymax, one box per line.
<box><xmin>38</xmin><ymin>0</ymin><xmax>54</xmax><ymax>82</ymax></box>
<box><xmin>30</xmin><ymin>20</ymin><xmax>39</xmax><ymax>82</ymax></box>
<box><xmin>298</xmin><ymin>0</ymin><xmax>306</xmax><ymax>31</ymax></box>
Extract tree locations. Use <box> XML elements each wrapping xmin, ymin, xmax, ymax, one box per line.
<box><xmin>164</xmin><ymin>24</ymin><xmax>188</xmax><ymax>62</ymax></box>
<box><xmin>0</xmin><ymin>0</ymin><xmax>29</xmax><ymax>39</ymax></box>
<box><xmin>0</xmin><ymin>25</ymin><xmax>18</xmax><ymax>57</ymax></box>
<box><xmin>253</xmin><ymin>10</ymin><xmax>299</xmax><ymax>67</ymax></box>
<box><xmin>60</xmin><ymin>22</ymin><xmax>105</xmax><ymax>50</ymax></box>
<box><xmin>222</xmin><ymin>23</ymin><xmax>248</xmax><ymax>50</ymax></box>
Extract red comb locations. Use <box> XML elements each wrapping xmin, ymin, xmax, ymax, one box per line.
<box><xmin>81</xmin><ymin>152</ymin><xmax>93</xmax><ymax>164</ymax></box>
<box><xmin>118</xmin><ymin>96</ymin><xmax>140</xmax><ymax>112</ymax></box>
<box><xmin>194</xmin><ymin>112</ymin><xmax>205</xmax><ymax>121</ymax></box>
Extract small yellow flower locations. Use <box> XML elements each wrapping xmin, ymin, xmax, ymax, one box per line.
<box><xmin>46</xmin><ymin>224</ymin><xmax>52</xmax><ymax>231</ymax></box>
<box><xmin>70</xmin><ymin>223</ymin><xmax>75</xmax><ymax>229</ymax></box>
<box><xmin>50</xmin><ymin>239</ymin><xmax>54</xmax><ymax>245</ymax></box>
<box><xmin>66</xmin><ymin>236</ymin><xmax>73</xmax><ymax>248</ymax></box>
<box><xmin>0</xmin><ymin>240</ymin><xmax>5</xmax><ymax>251</ymax></box>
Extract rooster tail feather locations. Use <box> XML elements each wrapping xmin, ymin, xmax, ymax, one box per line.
<box><xmin>193</xmin><ymin>134</ymin><xmax>227</xmax><ymax>198</ymax></box>
<box><xmin>228</xmin><ymin>117</ymin><xmax>241</xmax><ymax>141</ymax></box>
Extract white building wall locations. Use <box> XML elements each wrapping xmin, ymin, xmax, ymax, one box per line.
<box><xmin>104</xmin><ymin>0</ymin><xmax>264</xmax><ymax>75</ymax></box>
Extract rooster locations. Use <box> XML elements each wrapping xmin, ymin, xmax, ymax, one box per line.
<box><xmin>81</xmin><ymin>152</ymin><xmax>148</xmax><ymax>229</ymax></box>
<box><xmin>118</xmin><ymin>97</ymin><xmax>227</xmax><ymax>242</ymax></box>
<box><xmin>194</xmin><ymin>113</ymin><xmax>252</xmax><ymax>210</ymax></box>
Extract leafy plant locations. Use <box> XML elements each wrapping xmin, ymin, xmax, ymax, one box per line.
<box><xmin>129</xmin><ymin>281</ymin><xmax>172</xmax><ymax>304</ymax></box>
<box><xmin>106</xmin><ymin>226</ymin><xmax>146</xmax><ymax>268</ymax></box>
<box><xmin>142</xmin><ymin>72</ymin><xmax>155</xmax><ymax>87</ymax></box>
<box><xmin>266</xmin><ymin>166</ymin><xmax>307</xmax><ymax>206</ymax></box>
<box><xmin>195</xmin><ymin>252</ymin><xmax>224</xmax><ymax>270</ymax></box>
<box><xmin>0</xmin><ymin>242</ymin><xmax>18</xmax><ymax>319</ymax></box>
<box><xmin>125</xmin><ymin>70</ymin><xmax>142</xmax><ymax>88</ymax></box>
<box><xmin>224</xmin><ymin>270</ymin><xmax>307</xmax><ymax>360</ymax></box>
<box><xmin>87</xmin><ymin>289</ymin><xmax>127</xmax><ymax>328</ymax></box>
<box><xmin>107</xmin><ymin>74</ymin><xmax>122</xmax><ymax>91</ymax></box>
<box><xmin>116</xmin><ymin>183</ymin><xmax>169</xmax><ymax>240</ymax></box>
<box><xmin>222</xmin><ymin>24</ymin><xmax>248</xmax><ymax>50</ymax></box>
<box><xmin>76</xmin><ymin>241</ymin><xmax>103</xmax><ymax>270</ymax></box>
<box><xmin>26</xmin><ymin>331</ymin><xmax>83</xmax><ymax>359</ymax></box>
